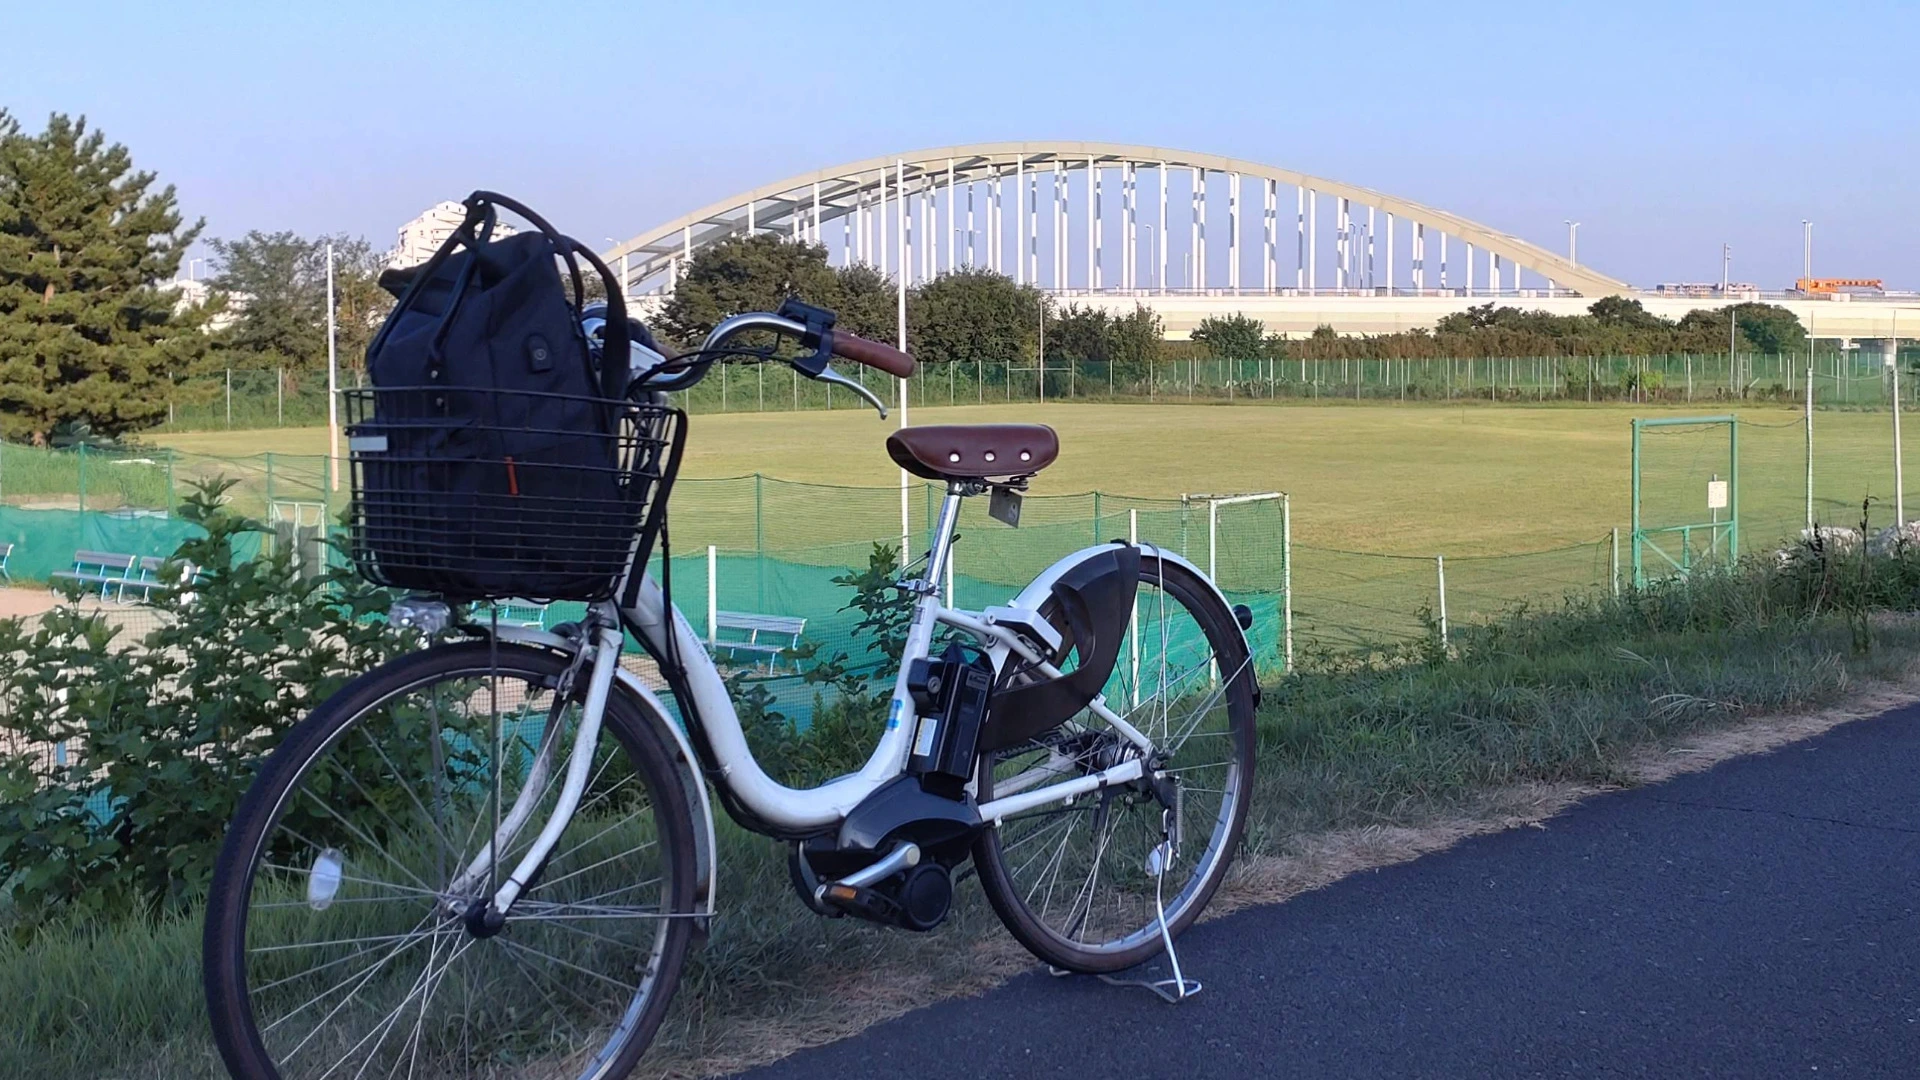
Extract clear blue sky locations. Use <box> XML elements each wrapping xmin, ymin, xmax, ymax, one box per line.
<box><xmin>5</xmin><ymin>0</ymin><xmax>1914</xmax><ymax>289</ymax></box>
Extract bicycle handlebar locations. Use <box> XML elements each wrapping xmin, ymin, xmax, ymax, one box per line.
<box><xmin>830</xmin><ymin>333</ymin><xmax>915</xmax><ymax>378</ymax></box>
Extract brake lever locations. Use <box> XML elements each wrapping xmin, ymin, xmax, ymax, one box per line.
<box><xmin>818</xmin><ymin>364</ymin><xmax>888</xmax><ymax>418</ymax></box>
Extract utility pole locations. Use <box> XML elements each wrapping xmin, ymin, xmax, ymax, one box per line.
<box><xmin>1802</xmin><ymin>220</ymin><xmax>1813</xmax><ymax>281</ymax></box>
<box><xmin>326</xmin><ymin>242</ymin><xmax>339</xmax><ymax>491</ymax></box>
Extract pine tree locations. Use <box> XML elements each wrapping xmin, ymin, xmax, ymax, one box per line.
<box><xmin>0</xmin><ymin>112</ymin><xmax>209</xmax><ymax>444</ymax></box>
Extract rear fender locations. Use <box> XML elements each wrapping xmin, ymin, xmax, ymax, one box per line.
<box><xmin>1001</xmin><ymin>539</ymin><xmax>1256</xmax><ymax>695</ymax></box>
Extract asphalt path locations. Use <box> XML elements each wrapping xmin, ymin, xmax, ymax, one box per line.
<box><xmin>733</xmin><ymin>704</ymin><xmax>1920</xmax><ymax>1079</ymax></box>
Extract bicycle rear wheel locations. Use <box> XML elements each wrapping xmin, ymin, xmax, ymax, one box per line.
<box><xmin>972</xmin><ymin>553</ymin><xmax>1257</xmax><ymax>974</ymax></box>
<box><xmin>204</xmin><ymin>641</ymin><xmax>697</xmax><ymax>1080</ymax></box>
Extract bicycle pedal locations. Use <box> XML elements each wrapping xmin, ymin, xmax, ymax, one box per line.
<box><xmin>818</xmin><ymin>881</ymin><xmax>906</xmax><ymax>925</ymax></box>
<box><xmin>818</xmin><ymin>862</ymin><xmax>952</xmax><ymax>932</ymax></box>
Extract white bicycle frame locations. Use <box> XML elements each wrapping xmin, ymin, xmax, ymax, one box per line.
<box><xmin>465</xmin><ymin>488</ymin><xmax>1233</xmax><ymax>920</ymax></box>
<box><xmin>456</xmin><ymin>311</ymin><xmax>1243</xmax><ymax>919</ymax></box>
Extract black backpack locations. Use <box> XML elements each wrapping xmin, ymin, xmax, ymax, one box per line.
<box><xmin>348</xmin><ymin>191</ymin><xmax>679</xmax><ymax>602</ymax></box>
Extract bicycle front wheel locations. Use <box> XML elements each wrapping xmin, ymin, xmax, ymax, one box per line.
<box><xmin>972</xmin><ymin>553</ymin><xmax>1257</xmax><ymax>974</ymax></box>
<box><xmin>204</xmin><ymin>641</ymin><xmax>697</xmax><ymax>1080</ymax></box>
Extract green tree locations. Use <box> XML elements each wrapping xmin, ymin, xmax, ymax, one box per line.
<box><xmin>1730</xmin><ymin>302</ymin><xmax>1807</xmax><ymax>355</ymax></box>
<box><xmin>907</xmin><ymin>268</ymin><xmax>1044</xmax><ymax>367</ymax></box>
<box><xmin>0</xmin><ymin>112</ymin><xmax>209</xmax><ymax>444</ymax></box>
<box><xmin>1107</xmin><ymin>304</ymin><xmax>1164</xmax><ymax>384</ymax></box>
<box><xmin>323</xmin><ymin>235</ymin><xmax>393</xmax><ymax>373</ymax></box>
<box><xmin>1046</xmin><ymin>303</ymin><xmax>1113</xmax><ymax>365</ymax></box>
<box><xmin>829</xmin><ymin>263</ymin><xmax>898</xmax><ymax>342</ymax></box>
<box><xmin>207</xmin><ymin>230</ymin><xmax>324</xmax><ymax>368</ymax></box>
<box><xmin>1190</xmin><ymin>312</ymin><xmax>1266</xmax><ymax>359</ymax></box>
<box><xmin>658</xmin><ymin>233</ymin><xmax>840</xmax><ymax>347</ymax></box>
<box><xmin>1588</xmin><ymin>295</ymin><xmax>1666</xmax><ymax>330</ymax></box>
<box><xmin>207</xmin><ymin>232</ymin><xmax>392</xmax><ymax>374</ymax></box>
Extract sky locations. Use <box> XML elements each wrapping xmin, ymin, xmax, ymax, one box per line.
<box><xmin>5</xmin><ymin>0</ymin><xmax>1916</xmax><ymax>290</ymax></box>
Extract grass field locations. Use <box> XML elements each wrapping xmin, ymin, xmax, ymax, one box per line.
<box><xmin>149</xmin><ymin>400</ymin><xmax>1910</xmax><ymax>557</ymax></box>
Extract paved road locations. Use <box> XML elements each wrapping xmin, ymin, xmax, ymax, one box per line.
<box><xmin>735</xmin><ymin>705</ymin><xmax>1920</xmax><ymax>1079</ymax></box>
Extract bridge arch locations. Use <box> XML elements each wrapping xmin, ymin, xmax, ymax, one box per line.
<box><xmin>605</xmin><ymin>141</ymin><xmax>1629</xmax><ymax>299</ymax></box>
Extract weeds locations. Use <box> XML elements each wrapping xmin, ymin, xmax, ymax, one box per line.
<box><xmin>8</xmin><ymin>526</ymin><xmax>1920</xmax><ymax>1077</ymax></box>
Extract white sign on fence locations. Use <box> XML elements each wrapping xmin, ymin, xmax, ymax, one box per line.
<box><xmin>1706</xmin><ymin>479</ymin><xmax>1729</xmax><ymax>510</ymax></box>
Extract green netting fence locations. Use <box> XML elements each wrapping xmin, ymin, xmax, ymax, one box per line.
<box><xmin>136</xmin><ymin>351</ymin><xmax>1912</xmax><ymax>430</ymax></box>
<box><xmin>6</xmin><ymin>390</ymin><xmax>1918</xmax><ymax>685</ymax></box>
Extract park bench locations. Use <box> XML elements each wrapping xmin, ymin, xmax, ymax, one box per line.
<box><xmin>49</xmin><ymin>550</ymin><xmax>198</xmax><ymax>602</ymax></box>
<box><xmin>118</xmin><ymin>556</ymin><xmax>200</xmax><ymax>602</ymax></box>
<box><xmin>49</xmin><ymin>550</ymin><xmax>140</xmax><ymax>599</ymax></box>
<box><xmin>711</xmin><ymin>611</ymin><xmax>807</xmax><ymax>673</ymax></box>
<box><xmin>0</xmin><ymin>542</ymin><xmax>12</xmax><ymax>584</ymax></box>
<box><xmin>495</xmin><ymin>599</ymin><xmax>549</xmax><ymax>629</ymax></box>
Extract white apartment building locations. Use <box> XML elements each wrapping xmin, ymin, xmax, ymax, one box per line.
<box><xmin>388</xmin><ymin>201</ymin><xmax>516</xmax><ymax>268</ymax></box>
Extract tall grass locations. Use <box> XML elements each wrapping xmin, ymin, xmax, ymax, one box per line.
<box><xmin>7</xmin><ymin>540</ymin><xmax>1920</xmax><ymax>1078</ymax></box>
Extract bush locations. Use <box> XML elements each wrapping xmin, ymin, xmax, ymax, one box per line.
<box><xmin>0</xmin><ymin>482</ymin><xmax>411</xmax><ymax>930</ymax></box>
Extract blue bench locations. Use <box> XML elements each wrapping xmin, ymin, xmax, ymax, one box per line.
<box><xmin>50</xmin><ymin>550</ymin><xmax>196</xmax><ymax>602</ymax></box>
<box><xmin>711</xmin><ymin>611</ymin><xmax>807</xmax><ymax>673</ymax></box>
<box><xmin>50</xmin><ymin>550</ymin><xmax>140</xmax><ymax>599</ymax></box>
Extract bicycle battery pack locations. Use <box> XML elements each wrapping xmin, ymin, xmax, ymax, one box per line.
<box><xmin>976</xmin><ymin>544</ymin><xmax>1140</xmax><ymax>753</ymax></box>
<box><xmin>906</xmin><ymin>642</ymin><xmax>993</xmax><ymax>799</ymax></box>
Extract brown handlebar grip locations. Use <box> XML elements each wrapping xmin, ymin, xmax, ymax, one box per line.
<box><xmin>831</xmin><ymin>332</ymin><xmax>915</xmax><ymax>378</ymax></box>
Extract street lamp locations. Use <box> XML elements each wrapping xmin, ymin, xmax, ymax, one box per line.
<box><xmin>1564</xmin><ymin>221</ymin><xmax>1580</xmax><ymax>265</ymax></box>
<box><xmin>1801</xmin><ymin>220</ymin><xmax>1813</xmax><ymax>282</ymax></box>
<box><xmin>604</xmin><ymin>237</ymin><xmax>628</xmax><ymax>302</ymax></box>
<box><xmin>1140</xmin><ymin>224</ymin><xmax>1159</xmax><ymax>291</ymax></box>
<box><xmin>187</xmin><ymin>257</ymin><xmax>206</xmax><ymax>281</ymax></box>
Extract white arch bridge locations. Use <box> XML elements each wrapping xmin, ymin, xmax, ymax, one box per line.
<box><xmin>606</xmin><ymin>141</ymin><xmax>1623</xmax><ymax>307</ymax></box>
<box><xmin>603</xmin><ymin>141</ymin><xmax>1918</xmax><ymax>341</ymax></box>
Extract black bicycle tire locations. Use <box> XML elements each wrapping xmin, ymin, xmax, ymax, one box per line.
<box><xmin>971</xmin><ymin>554</ymin><xmax>1257</xmax><ymax>974</ymax></box>
<box><xmin>202</xmin><ymin>640</ymin><xmax>698</xmax><ymax>1080</ymax></box>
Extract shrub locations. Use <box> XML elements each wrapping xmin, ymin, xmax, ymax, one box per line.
<box><xmin>0</xmin><ymin>481</ymin><xmax>411</xmax><ymax>930</ymax></box>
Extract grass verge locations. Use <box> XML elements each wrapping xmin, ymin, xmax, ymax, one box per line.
<box><xmin>7</xmin><ymin>546</ymin><xmax>1920</xmax><ymax>1078</ymax></box>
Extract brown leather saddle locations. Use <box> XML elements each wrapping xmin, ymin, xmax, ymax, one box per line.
<box><xmin>885</xmin><ymin>424</ymin><xmax>1060</xmax><ymax>483</ymax></box>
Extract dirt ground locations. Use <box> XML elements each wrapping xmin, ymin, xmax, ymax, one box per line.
<box><xmin>0</xmin><ymin>587</ymin><xmax>56</xmax><ymax>621</ymax></box>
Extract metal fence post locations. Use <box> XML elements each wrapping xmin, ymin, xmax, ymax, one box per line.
<box><xmin>1207</xmin><ymin>497</ymin><xmax>1218</xmax><ymax>581</ymax></box>
<box><xmin>226</xmin><ymin>368</ymin><xmax>233</xmax><ymax>428</ymax></box>
<box><xmin>1630</xmin><ymin>419</ymin><xmax>1642</xmax><ymax>587</ymax></box>
<box><xmin>754</xmin><ymin>473</ymin><xmax>766</xmax><ymax>610</ymax></box>
<box><xmin>1282</xmin><ymin>492</ymin><xmax>1293</xmax><ymax>672</ymax></box>
<box><xmin>707</xmin><ymin>545</ymin><xmax>718</xmax><ymax>646</ymax></box>
<box><xmin>1128</xmin><ymin>508</ymin><xmax>1141</xmax><ymax>708</ymax></box>
<box><xmin>1730</xmin><ymin>419</ymin><xmax>1741</xmax><ymax>557</ymax></box>
<box><xmin>1435</xmin><ymin>554</ymin><xmax>1448</xmax><ymax>647</ymax></box>
<box><xmin>1610</xmin><ymin>527</ymin><xmax>1620</xmax><ymax>596</ymax></box>
<box><xmin>76</xmin><ymin>444</ymin><xmax>86</xmax><ymax>515</ymax></box>
<box><xmin>1805</xmin><ymin>360</ymin><xmax>1815</xmax><ymax>529</ymax></box>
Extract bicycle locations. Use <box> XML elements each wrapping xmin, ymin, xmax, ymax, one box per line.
<box><xmin>203</xmin><ymin>303</ymin><xmax>1259</xmax><ymax>1079</ymax></box>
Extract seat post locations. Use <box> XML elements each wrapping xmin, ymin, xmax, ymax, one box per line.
<box><xmin>922</xmin><ymin>482</ymin><xmax>966</xmax><ymax>595</ymax></box>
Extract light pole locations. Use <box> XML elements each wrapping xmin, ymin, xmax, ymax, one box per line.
<box><xmin>187</xmin><ymin>257</ymin><xmax>206</xmax><ymax>281</ymax></box>
<box><xmin>1802</xmin><ymin>220</ymin><xmax>1813</xmax><ymax>282</ymax></box>
<box><xmin>1564</xmin><ymin>221</ymin><xmax>1579</xmax><ymax>265</ymax></box>
<box><xmin>603</xmin><ymin>238</ymin><xmax>626</xmax><ymax>302</ymax></box>
<box><xmin>1722</xmin><ymin>243</ymin><xmax>1731</xmax><ymax>292</ymax></box>
<box><xmin>1140</xmin><ymin>224</ymin><xmax>1159</xmax><ymax>291</ymax></box>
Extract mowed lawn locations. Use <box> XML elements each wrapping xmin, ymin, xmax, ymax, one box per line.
<box><xmin>150</xmin><ymin>401</ymin><xmax>1906</xmax><ymax>557</ymax></box>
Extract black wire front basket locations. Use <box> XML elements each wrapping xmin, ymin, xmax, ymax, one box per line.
<box><xmin>345</xmin><ymin>387</ymin><xmax>684</xmax><ymax>603</ymax></box>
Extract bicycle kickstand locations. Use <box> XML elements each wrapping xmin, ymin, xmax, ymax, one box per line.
<box><xmin>1052</xmin><ymin>808</ymin><xmax>1203</xmax><ymax>1004</ymax></box>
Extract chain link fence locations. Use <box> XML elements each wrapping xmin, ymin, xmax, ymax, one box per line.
<box><xmin>143</xmin><ymin>351</ymin><xmax>1910</xmax><ymax>430</ymax></box>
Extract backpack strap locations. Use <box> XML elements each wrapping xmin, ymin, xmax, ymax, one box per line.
<box><xmin>468</xmin><ymin>190</ymin><xmax>630</xmax><ymax>401</ymax></box>
<box><xmin>365</xmin><ymin>200</ymin><xmax>498</xmax><ymax>363</ymax></box>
